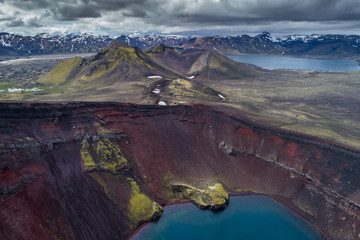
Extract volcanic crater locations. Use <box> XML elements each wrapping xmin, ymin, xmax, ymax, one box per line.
<box><xmin>1</xmin><ymin>102</ymin><xmax>359</xmax><ymax>240</ymax></box>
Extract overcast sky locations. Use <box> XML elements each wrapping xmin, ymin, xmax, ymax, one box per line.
<box><xmin>1</xmin><ymin>0</ymin><xmax>360</xmax><ymax>36</ymax></box>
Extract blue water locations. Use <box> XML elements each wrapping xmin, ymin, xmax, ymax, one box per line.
<box><xmin>227</xmin><ymin>54</ymin><xmax>360</xmax><ymax>71</ymax></box>
<box><xmin>131</xmin><ymin>196</ymin><xmax>323</xmax><ymax>240</ymax></box>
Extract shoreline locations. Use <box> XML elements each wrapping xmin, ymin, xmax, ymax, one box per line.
<box><xmin>128</xmin><ymin>193</ymin><xmax>325</xmax><ymax>240</ymax></box>
<box><xmin>127</xmin><ymin>198</ymin><xmax>192</xmax><ymax>239</ymax></box>
<box><xmin>265</xmin><ymin>194</ymin><xmax>326</xmax><ymax>239</ymax></box>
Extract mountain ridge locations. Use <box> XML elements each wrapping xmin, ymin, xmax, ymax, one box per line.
<box><xmin>38</xmin><ymin>42</ymin><xmax>261</xmax><ymax>87</ymax></box>
<box><xmin>35</xmin><ymin>42</ymin><xmax>261</xmax><ymax>105</ymax></box>
<box><xmin>2</xmin><ymin>32</ymin><xmax>360</xmax><ymax>61</ymax></box>
<box><xmin>38</xmin><ymin>42</ymin><xmax>182</xmax><ymax>87</ymax></box>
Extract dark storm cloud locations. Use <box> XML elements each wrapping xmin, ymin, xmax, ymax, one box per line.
<box><xmin>86</xmin><ymin>0</ymin><xmax>147</xmax><ymax>11</ymax></box>
<box><xmin>9</xmin><ymin>0</ymin><xmax>148</xmax><ymax>20</ymax></box>
<box><xmin>2</xmin><ymin>0</ymin><xmax>360</xmax><ymax>35</ymax></box>
<box><xmin>122</xmin><ymin>8</ymin><xmax>147</xmax><ymax>18</ymax></box>
<box><xmin>164</xmin><ymin>0</ymin><xmax>360</xmax><ymax>25</ymax></box>
<box><xmin>4</xmin><ymin>17</ymin><xmax>43</xmax><ymax>28</ymax></box>
<box><xmin>244</xmin><ymin>0</ymin><xmax>360</xmax><ymax>22</ymax></box>
<box><xmin>12</xmin><ymin>0</ymin><xmax>55</xmax><ymax>10</ymax></box>
<box><xmin>0</xmin><ymin>17</ymin><xmax>13</xmax><ymax>22</ymax></box>
<box><xmin>6</xmin><ymin>19</ymin><xmax>24</xmax><ymax>27</ymax></box>
<box><xmin>53</xmin><ymin>3</ymin><xmax>102</xmax><ymax>21</ymax></box>
<box><xmin>4</xmin><ymin>0</ymin><xmax>360</xmax><ymax>23</ymax></box>
<box><xmin>27</xmin><ymin>17</ymin><xmax>43</xmax><ymax>27</ymax></box>
<box><xmin>53</xmin><ymin>0</ymin><xmax>148</xmax><ymax>19</ymax></box>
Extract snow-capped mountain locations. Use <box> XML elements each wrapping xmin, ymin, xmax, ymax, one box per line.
<box><xmin>180</xmin><ymin>32</ymin><xmax>360</xmax><ymax>59</ymax></box>
<box><xmin>1</xmin><ymin>32</ymin><xmax>360</xmax><ymax>60</ymax></box>
<box><xmin>0</xmin><ymin>32</ymin><xmax>189</xmax><ymax>56</ymax></box>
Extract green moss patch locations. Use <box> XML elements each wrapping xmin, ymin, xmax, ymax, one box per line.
<box><xmin>127</xmin><ymin>178</ymin><xmax>163</xmax><ymax>228</ymax></box>
<box><xmin>233</xmin><ymin>188</ymin><xmax>258</xmax><ymax>193</ymax></box>
<box><xmin>38</xmin><ymin>57</ymin><xmax>83</xmax><ymax>85</ymax></box>
<box><xmin>81</xmin><ymin>138</ymin><xmax>97</xmax><ymax>172</ymax></box>
<box><xmin>294</xmin><ymin>200</ymin><xmax>317</xmax><ymax>217</ymax></box>
<box><xmin>0</xmin><ymin>82</ymin><xmax>16</xmax><ymax>90</ymax></box>
<box><xmin>80</xmin><ymin>131</ymin><xmax>128</xmax><ymax>174</ymax></box>
<box><xmin>168</xmin><ymin>182</ymin><xmax>229</xmax><ymax>210</ymax></box>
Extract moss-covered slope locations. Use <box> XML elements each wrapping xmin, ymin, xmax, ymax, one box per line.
<box><xmin>168</xmin><ymin>182</ymin><xmax>229</xmax><ymax>210</ymax></box>
<box><xmin>37</xmin><ymin>42</ymin><xmax>181</xmax><ymax>90</ymax></box>
<box><xmin>38</xmin><ymin>57</ymin><xmax>84</xmax><ymax>85</ymax></box>
<box><xmin>37</xmin><ymin>43</ymin><xmax>262</xmax><ymax>92</ymax></box>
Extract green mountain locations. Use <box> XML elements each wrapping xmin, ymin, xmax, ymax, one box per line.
<box><xmin>39</xmin><ymin>42</ymin><xmax>261</xmax><ymax>87</ymax></box>
<box><xmin>38</xmin><ymin>42</ymin><xmax>181</xmax><ymax>89</ymax></box>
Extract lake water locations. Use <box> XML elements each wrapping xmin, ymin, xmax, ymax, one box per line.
<box><xmin>0</xmin><ymin>53</ymin><xmax>95</xmax><ymax>65</ymax></box>
<box><xmin>227</xmin><ymin>54</ymin><xmax>360</xmax><ymax>71</ymax></box>
<box><xmin>131</xmin><ymin>196</ymin><xmax>322</xmax><ymax>240</ymax></box>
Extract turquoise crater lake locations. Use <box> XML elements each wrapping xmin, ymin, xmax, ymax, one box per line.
<box><xmin>130</xmin><ymin>196</ymin><xmax>323</xmax><ymax>240</ymax></box>
<box><xmin>227</xmin><ymin>54</ymin><xmax>360</xmax><ymax>71</ymax></box>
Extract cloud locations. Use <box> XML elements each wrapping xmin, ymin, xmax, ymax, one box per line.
<box><xmin>27</xmin><ymin>17</ymin><xmax>43</xmax><ymax>28</ymax></box>
<box><xmin>3</xmin><ymin>17</ymin><xmax>43</xmax><ymax>28</ymax></box>
<box><xmin>1</xmin><ymin>0</ymin><xmax>360</xmax><ymax>35</ymax></box>
<box><xmin>53</xmin><ymin>3</ymin><xmax>102</xmax><ymax>21</ymax></box>
<box><xmin>122</xmin><ymin>7</ymin><xmax>147</xmax><ymax>18</ymax></box>
<box><xmin>0</xmin><ymin>17</ymin><xmax>14</xmax><ymax>22</ymax></box>
<box><xmin>6</xmin><ymin>18</ymin><xmax>24</xmax><ymax>27</ymax></box>
<box><xmin>147</xmin><ymin>0</ymin><xmax>360</xmax><ymax>25</ymax></box>
<box><xmin>12</xmin><ymin>0</ymin><xmax>56</xmax><ymax>10</ymax></box>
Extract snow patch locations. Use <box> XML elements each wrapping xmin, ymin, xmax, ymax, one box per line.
<box><xmin>125</xmin><ymin>36</ymin><xmax>130</xmax><ymax>45</ymax></box>
<box><xmin>6</xmin><ymin>87</ymin><xmax>43</xmax><ymax>93</ymax></box>
<box><xmin>218</xmin><ymin>94</ymin><xmax>225</xmax><ymax>100</ymax></box>
<box><xmin>147</xmin><ymin>76</ymin><xmax>163</xmax><ymax>79</ymax></box>
<box><xmin>37</xmin><ymin>33</ymin><xmax>52</xmax><ymax>38</ymax></box>
<box><xmin>0</xmin><ymin>36</ymin><xmax>12</xmax><ymax>47</ymax></box>
<box><xmin>152</xmin><ymin>88</ymin><xmax>160</xmax><ymax>94</ymax></box>
<box><xmin>158</xmin><ymin>101</ymin><xmax>166</xmax><ymax>106</ymax></box>
<box><xmin>282</xmin><ymin>34</ymin><xmax>322</xmax><ymax>43</ymax></box>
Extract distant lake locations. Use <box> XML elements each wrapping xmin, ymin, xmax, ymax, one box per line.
<box><xmin>131</xmin><ymin>195</ymin><xmax>322</xmax><ymax>240</ymax></box>
<box><xmin>0</xmin><ymin>53</ymin><xmax>95</xmax><ymax>65</ymax></box>
<box><xmin>227</xmin><ymin>54</ymin><xmax>360</xmax><ymax>71</ymax></box>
